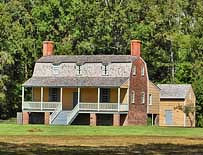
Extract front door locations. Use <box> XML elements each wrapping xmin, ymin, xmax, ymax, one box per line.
<box><xmin>165</xmin><ymin>110</ymin><xmax>173</xmax><ymax>125</ymax></box>
<box><xmin>73</xmin><ymin>92</ymin><xmax>78</xmax><ymax>108</ymax></box>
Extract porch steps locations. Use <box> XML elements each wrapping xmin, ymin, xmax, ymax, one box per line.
<box><xmin>51</xmin><ymin>111</ymin><xmax>69</xmax><ymax>125</ymax></box>
<box><xmin>51</xmin><ymin>110</ymin><xmax>79</xmax><ymax>125</ymax></box>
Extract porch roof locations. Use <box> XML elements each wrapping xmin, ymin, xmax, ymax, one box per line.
<box><xmin>23</xmin><ymin>76</ymin><xmax>129</xmax><ymax>87</ymax></box>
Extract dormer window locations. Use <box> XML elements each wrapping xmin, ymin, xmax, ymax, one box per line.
<box><xmin>52</xmin><ymin>64</ymin><xmax>60</xmax><ymax>75</ymax></box>
<box><xmin>133</xmin><ymin>66</ymin><xmax>136</xmax><ymax>76</ymax></box>
<box><xmin>141</xmin><ymin>66</ymin><xmax>145</xmax><ymax>76</ymax></box>
<box><xmin>76</xmin><ymin>64</ymin><xmax>82</xmax><ymax>76</ymax></box>
<box><xmin>102</xmin><ymin>64</ymin><xmax>109</xmax><ymax>76</ymax></box>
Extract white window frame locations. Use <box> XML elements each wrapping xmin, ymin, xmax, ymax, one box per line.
<box><xmin>133</xmin><ymin>66</ymin><xmax>136</xmax><ymax>76</ymax></box>
<box><xmin>102</xmin><ymin>64</ymin><xmax>109</xmax><ymax>76</ymax></box>
<box><xmin>76</xmin><ymin>64</ymin><xmax>82</xmax><ymax>76</ymax></box>
<box><xmin>131</xmin><ymin>90</ymin><xmax>135</xmax><ymax>103</ymax></box>
<box><xmin>141</xmin><ymin>92</ymin><xmax>145</xmax><ymax>104</ymax></box>
<box><xmin>149</xmin><ymin>94</ymin><xmax>152</xmax><ymax>105</ymax></box>
<box><xmin>52</xmin><ymin>64</ymin><xmax>60</xmax><ymax>75</ymax></box>
<box><xmin>141</xmin><ymin>66</ymin><xmax>145</xmax><ymax>76</ymax></box>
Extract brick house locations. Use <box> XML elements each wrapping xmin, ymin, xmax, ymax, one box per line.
<box><xmin>21</xmin><ymin>40</ymin><xmax>149</xmax><ymax>125</ymax></box>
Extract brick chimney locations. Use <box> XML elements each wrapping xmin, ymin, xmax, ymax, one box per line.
<box><xmin>43</xmin><ymin>41</ymin><xmax>54</xmax><ymax>56</ymax></box>
<box><xmin>131</xmin><ymin>40</ymin><xmax>141</xmax><ymax>57</ymax></box>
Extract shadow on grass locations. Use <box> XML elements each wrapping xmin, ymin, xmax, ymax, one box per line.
<box><xmin>1</xmin><ymin>142</ymin><xmax>203</xmax><ymax>155</ymax></box>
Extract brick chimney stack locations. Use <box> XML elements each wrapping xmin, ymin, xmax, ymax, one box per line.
<box><xmin>131</xmin><ymin>40</ymin><xmax>141</xmax><ymax>57</ymax></box>
<box><xmin>43</xmin><ymin>41</ymin><xmax>54</xmax><ymax>56</ymax></box>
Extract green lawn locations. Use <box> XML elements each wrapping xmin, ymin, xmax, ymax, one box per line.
<box><xmin>0</xmin><ymin>124</ymin><xmax>203</xmax><ymax>137</ymax></box>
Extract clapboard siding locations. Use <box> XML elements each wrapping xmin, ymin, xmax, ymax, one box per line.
<box><xmin>148</xmin><ymin>81</ymin><xmax>160</xmax><ymax>114</ymax></box>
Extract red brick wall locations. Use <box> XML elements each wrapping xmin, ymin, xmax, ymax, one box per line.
<box><xmin>128</xmin><ymin>57</ymin><xmax>148</xmax><ymax>125</ymax></box>
<box><xmin>23</xmin><ymin>112</ymin><xmax>29</xmax><ymax>125</ymax></box>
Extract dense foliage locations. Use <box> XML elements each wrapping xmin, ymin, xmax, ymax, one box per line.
<box><xmin>0</xmin><ymin>0</ymin><xmax>202</xmax><ymax>126</ymax></box>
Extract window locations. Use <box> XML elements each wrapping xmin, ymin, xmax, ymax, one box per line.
<box><xmin>133</xmin><ymin>66</ymin><xmax>136</xmax><ymax>76</ymax></box>
<box><xmin>141</xmin><ymin>66</ymin><xmax>145</xmax><ymax>76</ymax></box>
<box><xmin>149</xmin><ymin>94</ymin><xmax>152</xmax><ymax>105</ymax></box>
<box><xmin>76</xmin><ymin>65</ymin><xmax>82</xmax><ymax>76</ymax></box>
<box><xmin>141</xmin><ymin>92</ymin><xmax>145</xmax><ymax>104</ymax></box>
<box><xmin>131</xmin><ymin>90</ymin><xmax>135</xmax><ymax>103</ymax></box>
<box><xmin>49</xmin><ymin>88</ymin><xmax>60</xmax><ymax>102</ymax></box>
<box><xmin>52</xmin><ymin>64</ymin><xmax>60</xmax><ymax>75</ymax></box>
<box><xmin>100</xmin><ymin>88</ymin><xmax>110</xmax><ymax>103</ymax></box>
<box><xmin>102</xmin><ymin>65</ymin><xmax>109</xmax><ymax>76</ymax></box>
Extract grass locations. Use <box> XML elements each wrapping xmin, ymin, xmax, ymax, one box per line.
<box><xmin>0</xmin><ymin>124</ymin><xmax>203</xmax><ymax>137</ymax></box>
<box><xmin>1</xmin><ymin>122</ymin><xmax>203</xmax><ymax>154</ymax></box>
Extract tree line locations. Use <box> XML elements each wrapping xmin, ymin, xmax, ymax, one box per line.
<box><xmin>0</xmin><ymin>0</ymin><xmax>202</xmax><ymax>126</ymax></box>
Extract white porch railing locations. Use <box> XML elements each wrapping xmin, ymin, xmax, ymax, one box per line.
<box><xmin>22</xmin><ymin>101</ymin><xmax>61</xmax><ymax>111</ymax></box>
<box><xmin>67</xmin><ymin>103</ymin><xmax>79</xmax><ymax>125</ymax></box>
<box><xmin>49</xmin><ymin>103</ymin><xmax>62</xmax><ymax>124</ymax></box>
<box><xmin>79</xmin><ymin>102</ymin><xmax>128</xmax><ymax>112</ymax></box>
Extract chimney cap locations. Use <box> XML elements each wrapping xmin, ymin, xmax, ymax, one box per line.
<box><xmin>43</xmin><ymin>41</ymin><xmax>54</xmax><ymax>44</ymax></box>
<box><xmin>131</xmin><ymin>40</ymin><xmax>141</xmax><ymax>43</ymax></box>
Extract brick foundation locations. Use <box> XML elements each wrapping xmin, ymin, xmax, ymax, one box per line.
<box><xmin>44</xmin><ymin>112</ymin><xmax>50</xmax><ymax>125</ymax></box>
<box><xmin>23</xmin><ymin>112</ymin><xmax>29</xmax><ymax>125</ymax></box>
<box><xmin>90</xmin><ymin>113</ymin><xmax>96</xmax><ymax>126</ymax></box>
<box><xmin>113</xmin><ymin>113</ymin><xmax>120</xmax><ymax>126</ymax></box>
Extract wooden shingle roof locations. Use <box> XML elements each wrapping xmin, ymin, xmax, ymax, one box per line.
<box><xmin>23</xmin><ymin>77</ymin><xmax>129</xmax><ymax>87</ymax></box>
<box><xmin>157</xmin><ymin>84</ymin><xmax>192</xmax><ymax>99</ymax></box>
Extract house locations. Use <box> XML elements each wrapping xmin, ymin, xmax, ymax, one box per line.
<box><xmin>21</xmin><ymin>40</ymin><xmax>149</xmax><ymax>126</ymax></box>
<box><xmin>147</xmin><ymin>81</ymin><xmax>160</xmax><ymax>126</ymax></box>
<box><xmin>158</xmin><ymin>84</ymin><xmax>196</xmax><ymax>127</ymax></box>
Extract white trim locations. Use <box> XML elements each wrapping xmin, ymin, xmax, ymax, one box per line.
<box><xmin>22</xmin><ymin>87</ymin><xmax>24</xmax><ymax>111</ymax></box>
<box><xmin>131</xmin><ymin>90</ymin><xmax>135</xmax><ymax>103</ymax></box>
<box><xmin>118</xmin><ymin>88</ymin><xmax>120</xmax><ymax>112</ymax></box>
<box><xmin>60</xmin><ymin>87</ymin><xmax>63</xmax><ymax>110</ymax></box>
<box><xmin>41</xmin><ymin>87</ymin><xmax>43</xmax><ymax>110</ymax></box>
<box><xmin>97</xmin><ymin>88</ymin><xmax>100</xmax><ymax>111</ymax></box>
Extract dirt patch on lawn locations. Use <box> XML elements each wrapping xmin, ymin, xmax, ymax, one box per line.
<box><xmin>1</xmin><ymin>136</ymin><xmax>203</xmax><ymax>154</ymax></box>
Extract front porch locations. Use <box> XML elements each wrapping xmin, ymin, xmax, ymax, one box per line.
<box><xmin>22</xmin><ymin>87</ymin><xmax>129</xmax><ymax>112</ymax></box>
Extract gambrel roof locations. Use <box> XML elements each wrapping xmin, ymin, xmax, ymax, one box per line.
<box><xmin>23</xmin><ymin>55</ymin><xmax>136</xmax><ymax>87</ymax></box>
<box><xmin>157</xmin><ymin>84</ymin><xmax>192</xmax><ymax>99</ymax></box>
<box><xmin>37</xmin><ymin>55</ymin><xmax>137</xmax><ymax>64</ymax></box>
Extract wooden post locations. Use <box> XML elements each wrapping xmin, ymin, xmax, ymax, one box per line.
<box><xmin>60</xmin><ymin>87</ymin><xmax>63</xmax><ymax>110</ymax></box>
<box><xmin>22</xmin><ymin>87</ymin><xmax>24</xmax><ymax>111</ymax></box>
<box><xmin>97</xmin><ymin>88</ymin><xmax>100</xmax><ymax>111</ymax></box>
<box><xmin>41</xmin><ymin>87</ymin><xmax>43</xmax><ymax>111</ymax></box>
<box><xmin>118</xmin><ymin>88</ymin><xmax>120</xmax><ymax>112</ymax></box>
<box><xmin>152</xmin><ymin>114</ymin><xmax>154</xmax><ymax>126</ymax></box>
<box><xmin>78</xmin><ymin>87</ymin><xmax>80</xmax><ymax>109</ymax></box>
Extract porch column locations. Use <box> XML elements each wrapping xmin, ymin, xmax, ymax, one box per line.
<box><xmin>78</xmin><ymin>87</ymin><xmax>80</xmax><ymax>108</ymax></box>
<box><xmin>127</xmin><ymin>87</ymin><xmax>129</xmax><ymax>111</ymax></box>
<box><xmin>97</xmin><ymin>88</ymin><xmax>100</xmax><ymax>111</ymax></box>
<box><xmin>22</xmin><ymin>87</ymin><xmax>24</xmax><ymax>111</ymax></box>
<box><xmin>60</xmin><ymin>88</ymin><xmax>63</xmax><ymax>110</ymax></box>
<box><xmin>40</xmin><ymin>87</ymin><xmax>43</xmax><ymax>111</ymax></box>
<box><xmin>118</xmin><ymin>88</ymin><xmax>120</xmax><ymax>112</ymax></box>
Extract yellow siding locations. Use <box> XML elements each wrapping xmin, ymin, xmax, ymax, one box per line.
<box><xmin>80</xmin><ymin>88</ymin><xmax>98</xmax><ymax>103</ymax></box>
<box><xmin>110</xmin><ymin>88</ymin><xmax>117</xmax><ymax>103</ymax></box>
<box><xmin>43</xmin><ymin>87</ymin><xmax>49</xmax><ymax>102</ymax></box>
<box><xmin>120</xmin><ymin>88</ymin><xmax>127</xmax><ymax>104</ymax></box>
<box><xmin>33</xmin><ymin>87</ymin><xmax>41</xmax><ymax>101</ymax></box>
<box><xmin>159</xmin><ymin>100</ymin><xmax>185</xmax><ymax>126</ymax></box>
<box><xmin>62</xmin><ymin>88</ymin><xmax>77</xmax><ymax>110</ymax></box>
<box><xmin>148</xmin><ymin>81</ymin><xmax>160</xmax><ymax>114</ymax></box>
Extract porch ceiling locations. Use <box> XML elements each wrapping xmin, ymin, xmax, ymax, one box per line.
<box><xmin>23</xmin><ymin>76</ymin><xmax>129</xmax><ymax>88</ymax></box>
